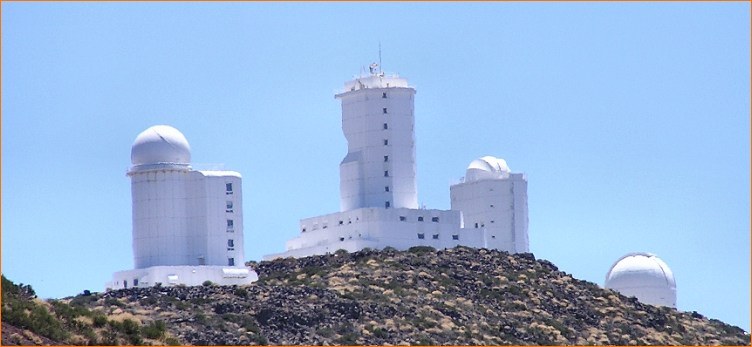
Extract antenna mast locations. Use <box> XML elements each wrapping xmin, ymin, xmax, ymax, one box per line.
<box><xmin>378</xmin><ymin>42</ymin><xmax>383</xmax><ymax>75</ymax></box>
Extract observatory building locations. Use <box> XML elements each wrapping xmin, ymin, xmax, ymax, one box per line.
<box><xmin>605</xmin><ymin>252</ymin><xmax>677</xmax><ymax>308</ymax></box>
<box><xmin>108</xmin><ymin>125</ymin><xmax>257</xmax><ymax>289</ymax></box>
<box><xmin>264</xmin><ymin>69</ymin><xmax>529</xmax><ymax>259</ymax></box>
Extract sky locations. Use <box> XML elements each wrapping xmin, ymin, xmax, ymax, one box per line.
<box><xmin>2</xmin><ymin>2</ymin><xmax>749</xmax><ymax>330</ymax></box>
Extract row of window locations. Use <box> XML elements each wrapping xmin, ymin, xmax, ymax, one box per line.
<box><xmin>417</xmin><ymin>233</ymin><xmax>460</xmax><ymax>240</ymax></box>
<box><xmin>398</xmin><ymin>216</ymin><xmax>440</xmax><ymax>222</ymax></box>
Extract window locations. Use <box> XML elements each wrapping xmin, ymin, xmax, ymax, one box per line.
<box><xmin>399</xmin><ymin>216</ymin><xmax>406</xmax><ymax>221</ymax></box>
<box><xmin>384</xmin><ymin>139</ymin><xmax>389</xmax><ymax>146</ymax></box>
<box><xmin>452</xmin><ymin>235</ymin><xmax>459</xmax><ymax>240</ymax></box>
<box><xmin>339</xmin><ymin>237</ymin><xmax>345</xmax><ymax>242</ymax></box>
<box><xmin>385</xmin><ymin>201</ymin><xmax>391</xmax><ymax>208</ymax></box>
<box><xmin>133</xmin><ymin>279</ymin><xmax>139</xmax><ymax>286</ymax></box>
<box><xmin>384</xmin><ymin>155</ymin><xmax>389</xmax><ymax>162</ymax></box>
<box><xmin>382</xmin><ymin>92</ymin><xmax>387</xmax><ymax>98</ymax></box>
<box><xmin>385</xmin><ymin>186</ymin><xmax>390</xmax><ymax>192</ymax></box>
<box><xmin>226</xmin><ymin>201</ymin><xmax>233</xmax><ymax>212</ymax></box>
<box><xmin>227</xmin><ymin>219</ymin><xmax>234</xmax><ymax>232</ymax></box>
<box><xmin>228</xmin><ymin>258</ymin><xmax>235</xmax><ymax>266</ymax></box>
<box><xmin>226</xmin><ymin>183</ymin><xmax>233</xmax><ymax>194</ymax></box>
<box><xmin>431</xmin><ymin>217</ymin><xmax>440</xmax><ymax>222</ymax></box>
<box><xmin>384</xmin><ymin>170</ymin><xmax>389</xmax><ymax>177</ymax></box>
<box><xmin>302</xmin><ymin>227</ymin><xmax>307</xmax><ymax>232</ymax></box>
<box><xmin>417</xmin><ymin>233</ymin><xmax>425</xmax><ymax>239</ymax></box>
<box><xmin>432</xmin><ymin>234</ymin><xmax>439</xmax><ymax>240</ymax></box>
<box><xmin>474</xmin><ymin>222</ymin><xmax>479</xmax><ymax>228</ymax></box>
<box><xmin>418</xmin><ymin>216</ymin><xmax>424</xmax><ymax>222</ymax></box>
<box><xmin>227</xmin><ymin>239</ymin><xmax>234</xmax><ymax>249</ymax></box>
<box><xmin>339</xmin><ymin>220</ymin><xmax>344</xmax><ymax>225</ymax></box>
<box><xmin>383</xmin><ymin>107</ymin><xmax>388</xmax><ymax>114</ymax></box>
<box><xmin>490</xmin><ymin>204</ymin><xmax>494</xmax><ymax>208</ymax></box>
<box><xmin>492</xmin><ymin>235</ymin><xmax>496</xmax><ymax>239</ymax></box>
<box><xmin>383</xmin><ymin>123</ymin><xmax>388</xmax><ymax>130</ymax></box>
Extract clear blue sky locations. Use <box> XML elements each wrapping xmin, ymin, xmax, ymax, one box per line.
<box><xmin>3</xmin><ymin>2</ymin><xmax>749</xmax><ymax>330</ymax></box>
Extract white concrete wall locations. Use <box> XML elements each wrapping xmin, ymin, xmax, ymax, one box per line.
<box><xmin>264</xmin><ymin>207</ymin><xmax>479</xmax><ymax>260</ymax></box>
<box><xmin>337</xmin><ymin>74</ymin><xmax>418</xmax><ymax>211</ymax></box>
<box><xmin>108</xmin><ymin>265</ymin><xmax>257</xmax><ymax>290</ymax></box>
<box><xmin>200</xmin><ymin>172</ymin><xmax>244</xmax><ymax>267</ymax></box>
<box><xmin>450</xmin><ymin>173</ymin><xmax>529</xmax><ymax>253</ymax></box>
<box><xmin>130</xmin><ymin>168</ymin><xmax>245</xmax><ymax>269</ymax></box>
<box><xmin>131</xmin><ymin>168</ymin><xmax>194</xmax><ymax>268</ymax></box>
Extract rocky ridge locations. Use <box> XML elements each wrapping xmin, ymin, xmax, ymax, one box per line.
<box><xmin>3</xmin><ymin>246</ymin><xmax>750</xmax><ymax>345</ymax></box>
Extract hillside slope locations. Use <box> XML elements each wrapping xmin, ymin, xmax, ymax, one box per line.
<box><xmin>3</xmin><ymin>247</ymin><xmax>750</xmax><ymax>345</ymax></box>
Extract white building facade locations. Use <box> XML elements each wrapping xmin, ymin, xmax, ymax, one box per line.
<box><xmin>108</xmin><ymin>125</ymin><xmax>257</xmax><ymax>289</ymax></box>
<box><xmin>265</xmin><ymin>70</ymin><xmax>529</xmax><ymax>260</ymax></box>
<box><xmin>450</xmin><ymin>156</ymin><xmax>529</xmax><ymax>253</ymax></box>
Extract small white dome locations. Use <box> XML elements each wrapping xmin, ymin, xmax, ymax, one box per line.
<box><xmin>605</xmin><ymin>252</ymin><xmax>677</xmax><ymax>308</ymax></box>
<box><xmin>465</xmin><ymin>156</ymin><xmax>511</xmax><ymax>182</ymax></box>
<box><xmin>130</xmin><ymin>125</ymin><xmax>191</xmax><ymax>168</ymax></box>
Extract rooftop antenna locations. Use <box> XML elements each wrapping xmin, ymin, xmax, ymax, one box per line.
<box><xmin>378</xmin><ymin>42</ymin><xmax>383</xmax><ymax>76</ymax></box>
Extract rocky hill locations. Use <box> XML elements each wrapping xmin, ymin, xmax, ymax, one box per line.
<box><xmin>2</xmin><ymin>246</ymin><xmax>749</xmax><ymax>345</ymax></box>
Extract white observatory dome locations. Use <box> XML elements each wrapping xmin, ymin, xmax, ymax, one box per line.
<box><xmin>130</xmin><ymin>125</ymin><xmax>191</xmax><ymax>169</ymax></box>
<box><xmin>465</xmin><ymin>156</ymin><xmax>511</xmax><ymax>182</ymax></box>
<box><xmin>605</xmin><ymin>252</ymin><xmax>677</xmax><ymax>308</ymax></box>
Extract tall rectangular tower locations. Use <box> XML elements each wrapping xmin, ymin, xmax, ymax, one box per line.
<box><xmin>336</xmin><ymin>73</ymin><xmax>418</xmax><ymax>211</ymax></box>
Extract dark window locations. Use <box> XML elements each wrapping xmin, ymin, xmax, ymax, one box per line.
<box><xmin>227</xmin><ymin>219</ymin><xmax>234</xmax><ymax>232</ymax></box>
<box><xmin>302</xmin><ymin>227</ymin><xmax>307</xmax><ymax>232</ymax></box>
<box><xmin>383</xmin><ymin>107</ymin><xmax>388</xmax><ymax>114</ymax></box>
<box><xmin>385</xmin><ymin>186</ymin><xmax>390</xmax><ymax>192</ymax></box>
<box><xmin>384</xmin><ymin>170</ymin><xmax>389</xmax><ymax>177</ymax></box>
<box><xmin>226</xmin><ymin>183</ymin><xmax>233</xmax><ymax>194</ymax></box>
<box><xmin>384</xmin><ymin>139</ymin><xmax>388</xmax><ymax>145</ymax></box>
<box><xmin>399</xmin><ymin>216</ymin><xmax>406</xmax><ymax>221</ymax></box>
<box><xmin>418</xmin><ymin>216</ymin><xmax>424</xmax><ymax>222</ymax></box>
<box><xmin>133</xmin><ymin>279</ymin><xmax>139</xmax><ymax>286</ymax></box>
<box><xmin>431</xmin><ymin>217</ymin><xmax>440</xmax><ymax>222</ymax></box>
<box><xmin>228</xmin><ymin>258</ymin><xmax>235</xmax><ymax>266</ymax></box>
<box><xmin>226</xmin><ymin>201</ymin><xmax>233</xmax><ymax>212</ymax></box>
<box><xmin>492</xmin><ymin>235</ymin><xmax>496</xmax><ymax>239</ymax></box>
<box><xmin>339</xmin><ymin>220</ymin><xmax>344</xmax><ymax>225</ymax></box>
<box><xmin>432</xmin><ymin>234</ymin><xmax>439</xmax><ymax>240</ymax></box>
<box><xmin>382</xmin><ymin>92</ymin><xmax>387</xmax><ymax>98</ymax></box>
<box><xmin>417</xmin><ymin>233</ymin><xmax>425</xmax><ymax>239</ymax></box>
<box><xmin>124</xmin><ymin>280</ymin><xmax>128</xmax><ymax>289</ymax></box>
<box><xmin>227</xmin><ymin>239</ymin><xmax>234</xmax><ymax>248</ymax></box>
<box><xmin>474</xmin><ymin>223</ymin><xmax>479</xmax><ymax>228</ymax></box>
<box><xmin>452</xmin><ymin>235</ymin><xmax>459</xmax><ymax>240</ymax></box>
<box><xmin>384</xmin><ymin>155</ymin><xmax>389</xmax><ymax>162</ymax></box>
<box><xmin>490</xmin><ymin>204</ymin><xmax>494</xmax><ymax>208</ymax></box>
<box><xmin>385</xmin><ymin>201</ymin><xmax>391</xmax><ymax>208</ymax></box>
<box><xmin>339</xmin><ymin>237</ymin><xmax>345</xmax><ymax>242</ymax></box>
<box><xmin>383</xmin><ymin>123</ymin><xmax>388</xmax><ymax>129</ymax></box>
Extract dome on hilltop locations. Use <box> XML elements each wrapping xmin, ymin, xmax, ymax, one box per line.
<box><xmin>131</xmin><ymin>125</ymin><xmax>191</xmax><ymax>168</ymax></box>
<box><xmin>605</xmin><ymin>252</ymin><xmax>676</xmax><ymax>308</ymax></box>
<box><xmin>465</xmin><ymin>156</ymin><xmax>510</xmax><ymax>182</ymax></box>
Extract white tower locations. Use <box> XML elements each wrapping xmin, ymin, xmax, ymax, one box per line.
<box><xmin>605</xmin><ymin>252</ymin><xmax>677</xmax><ymax>308</ymax></box>
<box><xmin>450</xmin><ymin>156</ymin><xmax>529</xmax><ymax>253</ymax></box>
<box><xmin>336</xmin><ymin>72</ymin><xmax>418</xmax><ymax>211</ymax></box>
<box><xmin>109</xmin><ymin>125</ymin><xmax>256</xmax><ymax>289</ymax></box>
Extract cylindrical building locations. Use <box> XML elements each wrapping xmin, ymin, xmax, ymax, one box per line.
<box><xmin>336</xmin><ymin>73</ymin><xmax>418</xmax><ymax>211</ymax></box>
<box><xmin>129</xmin><ymin>125</ymin><xmax>194</xmax><ymax>268</ymax></box>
